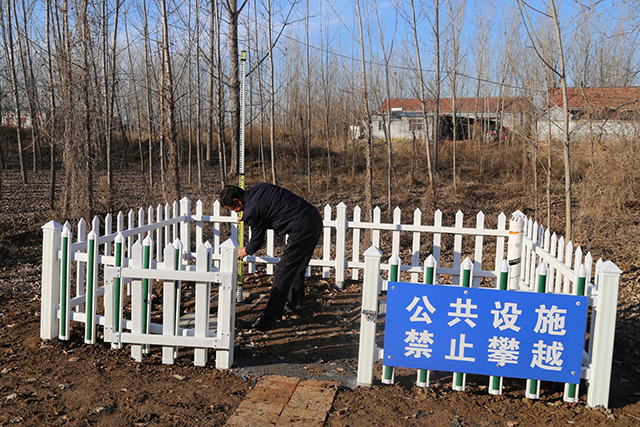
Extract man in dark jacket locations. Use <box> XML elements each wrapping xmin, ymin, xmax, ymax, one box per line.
<box><xmin>221</xmin><ymin>183</ymin><xmax>323</xmax><ymax>331</ymax></box>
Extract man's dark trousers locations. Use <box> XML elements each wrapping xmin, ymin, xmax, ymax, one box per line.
<box><xmin>262</xmin><ymin>213</ymin><xmax>323</xmax><ymax>321</ymax></box>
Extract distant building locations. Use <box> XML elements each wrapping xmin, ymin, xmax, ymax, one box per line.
<box><xmin>539</xmin><ymin>87</ymin><xmax>640</xmax><ymax>141</ymax></box>
<box><xmin>370</xmin><ymin>97</ymin><xmax>533</xmax><ymax>141</ymax></box>
<box><xmin>1</xmin><ymin>112</ymin><xmax>34</xmax><ymax>129</ymax></box>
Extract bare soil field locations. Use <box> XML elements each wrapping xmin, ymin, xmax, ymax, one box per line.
<box><xmin>1</xmin><ymin>165</ymin><xmax>639</xmax><ymax>427</ymax></box>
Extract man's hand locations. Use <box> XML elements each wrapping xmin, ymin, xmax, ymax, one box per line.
<box><xmin>237</xmin><ymin>246</ymin><xmax>248</xmax><ymax>260</ymax></box>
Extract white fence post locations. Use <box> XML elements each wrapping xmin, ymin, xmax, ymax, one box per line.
<box><xmin>217</xmin><ymin>239</ymin><xmax>238</xmax><ymax>370</ymax></box>
<box><xmin>59</xmin><ymin>224</ymin><xmax>72</xmax><ymax>340</ymax></box>
<box><xmin>84</xmin><ymin>230</ymin><xmax>99</xmax><ymax>345</ymax></box>
<box><xmin>392</xmin><ymin>207</ymin><xmax>401</xmax><ymax>256</ymax></box>
<box><xmin>180</xmin><ymin>197</ymin><xmax>191</xmax><ymax>260</ymax></box>
<box><xmin>41</xmin><ymin>221</ymin><xmax>62</xmax><ymax>341</ymax></box>
<box><xmin>335</xmin><ymin>202</ymin><xmax>347</xmax><ymax>289</ymax></box>
<box><xmin>196</xmin><ymin>200</ymin><xmax>204</xmax><ymax>249</ymax></box>
<box><xmin>138</xmin><ymin>208</ymin><xmax>145</xmax><ymax>243</ymax></box>
<box><xmin>507</xmin><ymin>211</ymin><xmax>525</xmax><ymax>290</ymax></box>
<box><xmin>357</xmin><ymin>246</ymin><xmax>382</xmax><ymax>387</ymax></box>
<box><xmin>586</xmin><ymin>261</ymin><xmax>621</xmax><ymax>408</ymax></box>
<box><xmin>351</xmin><ymin>206</ymin><xmax>361</xmax><ymax>280</ymax></box>
<box><xmin>411</xmin><ymin>209</ymin><xmax>422</xmax><ymax>283</ymax></box>
<box><xmin>162</xmin><ymin>242</ymin><xmax>179</xmax><ymax>364</ymax></box>
<box><xmin>112</xmin><ymin>232</ymin><xmax>125</xmax><ymax>349</ymax></box>
<box><xmin>76</xmin><ymin>218</ymin><xmax>86</xmax><ymax>310</ymax></box>
<box><xmin>194</xmin><ymin>243</ymin><xmax>212</xmax><ymax>366</ymax></box>
<box><xmin>105</xmin><ymin>213</ymin><xmax>113</xmax><ymax>256</ymax></box>
<box><xmin>156</xmin><ymin>204</ymin><xmax>163</xmax><ymax>263</ymax></box>
<box><xmin>130</xmin><ymin>241</ymin><xmax>144</xmax><ymax>362</ymax></box>
<box><xmin>213</xmin><ymin>200</ymin><xmax>222</xmax><ymax>269</ymax></box>
<box><xmin>322</xmin><ymin>205</ymin><xmax>331</xmax><ymax>279</ymax></box>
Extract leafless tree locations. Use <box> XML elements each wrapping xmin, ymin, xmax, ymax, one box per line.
<box><xmin>432</xmin><ymin>0</ymin><xmax>441</xmax><ymax>174</ymax></box>
<box><xmin>372</xmin><ymin>0</ymin><xmax>397</xmax><ymax>215</ymax></box>
<box><xmin>223</xmin><ymin>0</ymin><xmax>248</xmax><ymax>181</ymax></box>
<box><xmin>123</xmin><ymin>8</ymin><xmax>145</xmax><ymax>174</ymax></box>
<box><xmin>194</xmin><ymin>0</ymin><xmax>203</xmax><ymax>192</ymax></box>
<box><xmin>319</xmin><ymin>0</ymin><xmax>333</xmax><ymax>179</ymax></box>
<box><xmin>266</xmin><ymin>0</ymin><xmax>277</xmax><ymax>185</ymax></box>
<box><xmin>305</xmin><ymin>0</ymin><xmax>311</xmax><ymax>191</ymax></box>
<box><xmin>142</xmin><ymin>0</ymin><xmax>156</xmax><ymax>187</ymax></box>
<box><xmin>355</xmin><ymin>0</ymin><xmax>373</xmax><ymax>218</ymax></box>
<box><xmin>403</xmin><ymin>0</ymin><xmax>435</xmax><ymax>190</ymax></box>
<box><xmin>518</xmin><ymin>0</ymin><xmax>572</xmax><ymax>240</ymax></box>
<box><xmin>253</xmin><ymin>0</ymin><xmax>267</xmax><ymax>181</ymax></box>
<box><xmin>16</xmin><ymin>0</ymin><xmax>43</xmax><ymax>172</ymax></box>
<box><xmin>4</xmin><ymin>0</ymin><xmax>27</xmax><ymax>184</ymax></box>
<box><xmin>44</xmin><ymin>0</ymin><xmax>57</xmax><ymax>208</ymax></box>
<box><xmin>210</xmin><ymin>0</ymin><xmax>227</xmax><ymax>186</ymax></box>
<box><xmin>160</xmin><ymin>0</ymin><xmax>180</xmax><ymax>201</ymax></box>
<box><xmin>103</xmin><ymin>0</ymin><xmax>121</xmax><ymax>208</ymax></box>
<box><xmin>445</xmin><ymin>0</ymin><xmax>466</xmax><ymax>194</ymax></box>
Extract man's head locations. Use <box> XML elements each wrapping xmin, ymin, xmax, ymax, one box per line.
<box><xmin>220</xmin><ymin>185</ymin><xmax>245</xmax><ymax>212</ymax></box>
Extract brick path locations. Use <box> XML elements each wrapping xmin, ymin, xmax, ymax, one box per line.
<box><xmin>224</xmin><ymin>375</ymin><xmax>337</xmax><ymax>427</ymax></box>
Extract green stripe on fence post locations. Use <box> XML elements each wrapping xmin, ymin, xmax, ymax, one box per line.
<box><xmin>526</xmin><ymin>263</ymin><xmax>548</xmax><ymax>399</ymax></box>
<box><xmin>564</xmin><ymin>265</ymin><xmax>587</xmax><ymax>403</ymax></box>
<box><xmin>417</xmin><ymin>255</ymin><xmax>436</xmax><ymax>388</ymax></box>
<box><xmin>489</xmin><ymin>260</ymin><xmax>510</xmax><ymax>395</ymax></box>
<box><xmin>453</xmin><ymin>258</ymin><xmax>473</xmax><ymax>391</ymax></box>
<box><xmin>382</xmin><ymin>253</ymin><xmax>400</xmax><ymax>385</ymax></box>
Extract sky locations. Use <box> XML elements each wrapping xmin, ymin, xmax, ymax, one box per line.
<box><xmin>11</xmin><ymin>0</ymin><xmax>637</xmax><ymax>99</ymax></box>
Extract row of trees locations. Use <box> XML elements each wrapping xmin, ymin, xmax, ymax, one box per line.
<box><xmin>0</xmin><ymin>0</ymin><xmax>639</xmax><ymax>236</ymax></box>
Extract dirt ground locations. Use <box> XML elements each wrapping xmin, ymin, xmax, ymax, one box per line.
<box><xmin>1</xmin><ymin>168</ymin><xmax>640</xmax><ymax>426</ymax></box>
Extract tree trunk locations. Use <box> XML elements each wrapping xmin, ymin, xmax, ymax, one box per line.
<box><xmin>45</xmin><ymin>0</ymin><xmax>56</xmax><ymax>209</ymax></box>
<box><xmin>373</xmin><ymin>0</ymin><xmax>395</xmax><ymax>217</ymax></box>
<box><xmin>253</xmin><ymin>0</ymin><xmax>267</xmax><ymax>181</ymax></box>
<box><xmin>549</xmin><ymin>0</ymin><xmax>572</xmax><ymax>241</ymax></box>
<box><xmin>195</xmin><ymin>0</ymin><xmax>203</xmax><ymax>192</ymax></box>
<box><xmin>305</xmin><ymin>0</ymin><xmax>312</xmax><ymax>191</ymax></box>
<box><xmin>224</xmin><ymin>0</ymin><xmax>247</xmax><ymax>180</ymax></box>
<box><xmin>410</xmin><ymin>0</ymin><xmax>435</xmax><ymax>193</ymax></box>
<box><xmin>143</xmin><ymin>0</ymin><xmax>154</xmax><ymax>187</ymax></box>
<box><xmin>216</xmin><ymin>0</ymin><xmax>227</xmax><ymax>185</ymax></box>
<box><xmin>267</xmin><ymin>0</ymin><xmax>277</xmax><ymax>185</ymax></box>
<box><xmin>355</xmin><ymin>0</ymin><xmax>373</xmax><ymax>219</ymax></box>
<box><xmin>123</xmin><ymin>10</ymin><xmax>145</xmax><ymax>173</ymax></box>
<box><xmin>5</xmin><ymin>0</ymin><xmax>28</xmax><ymax>184</ymax></box>
<box><xmin>106</xmin><ymin>0</ymin><xmax>120</xmax><ymax>209</ymax></box>
<box><xmin>160</xmin><ymin>0</ymin><xmax>180</xmax><ymax>201</ymax></box>
<box><xmin>17</xmin><ymin>0</ymin><xmax>43</xmax><ymax>172</ymax></box>
<box><xmin>433</xmin><ymin>0</ymin><xmax>441</xmax><ymax>174</ymax></box>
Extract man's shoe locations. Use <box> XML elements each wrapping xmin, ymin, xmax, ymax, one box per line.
<box><xmin>284</xmin><ymin>305</ymin><xmax>303</xmax><ymax>317</ymax></box>
<box><xmin>241</xmin><ymin>316</ymin><xmax>278</xmax><ymax>331</ymax></box>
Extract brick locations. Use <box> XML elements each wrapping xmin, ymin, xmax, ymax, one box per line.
<box><xmin>258</xmin><ymin>375</ymin><xmax>300</xmax><ymax>388</ymax></box>
<box><xmin>233</xmin><ymin>407</ymin><xmax>280</xmax><ymax>424</ymax></box>
<box><xmin>227</xmin><ymin>375</ymin><xmax>335</xmax><ymax>427</ymax></box>
<box><xmin>225</xmin><ymin>413</ymin><xmax>275</xmax><ymax>427</ymax></box>
<box><xmin>286</xmin><ymin>381</ymin><xmax>336</xmax><ymax>412</ymax></box>
<box><xmin>276</xmin><ymin>406</ymin><xmax>326</xmax><ymax>426</ymax></box>
<box><xmin>246</xmin><ymin>387</ymin><xmax>293</xmax><ymax>406</ymax></box>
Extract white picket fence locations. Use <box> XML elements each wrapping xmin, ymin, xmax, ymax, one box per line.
<box><xmin>41</xmin><ymin>217</ymin><xmax>238</xmax><ymax>369</ymax></box>
<box><xmin>40</xmin><ymin>198</ymin><xmax>620</xmax><ymax>407</ymax></box>
<box><xmin>356</xmin><ymin>212</ymin><xmax>621</xmax><ymax>409</ymax></box>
